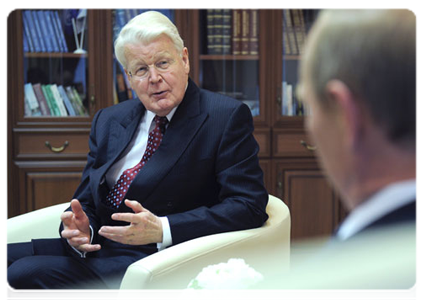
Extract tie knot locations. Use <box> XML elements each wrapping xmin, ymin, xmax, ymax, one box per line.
<box><xmin>154</xmin><ymin>115</ymin><xmax>168</xmax><ymax>131</ymax></box>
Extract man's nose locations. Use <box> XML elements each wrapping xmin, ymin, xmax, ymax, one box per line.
<box><xmin>149</xmin><ymin>67</ymin><xmax>162</xmax><ymax>83</ymax></box>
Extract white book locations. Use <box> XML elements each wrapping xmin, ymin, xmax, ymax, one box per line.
<box><xmin>24</xmin><ymin>83</ymin><xmax>41</xmax><ymax>116</ymax></box>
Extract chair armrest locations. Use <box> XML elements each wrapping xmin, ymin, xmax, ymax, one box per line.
<box><xmin>120</xmin><ymin>196</ymin><xmax>290</xmax><ymax>289</ymax></box>
<box><xmin>7</xmin><ymin>203</ymin><xmax>69</xmax><ymax>243</ymax></box>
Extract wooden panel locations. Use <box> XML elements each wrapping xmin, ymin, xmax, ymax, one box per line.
<box><xmin>26</xmin><ymin>172</ymin><xmax>82</xmax><ymax>212</ymax></box>
<box><xmin>15</xmin><ymin>130</ymin><xmax>90</xmax><ymax>159</ymax></box>
<box><xmin>253</xmin><ymin>127</ymin><xmax>271</xmax><ymax>158</ymax></box>
<box><xmin>274</xmin><ymin>160</ymin><xmax>343</xmax><ymax>240</ymax></box>
<box><xmin>273</xmin><ymin>128</ymin><xmax>316</xmax><ymax>157</ymax></box>
<box><xmin>258</xmin><ymin>159</ymin><xmax>272</xmax><ymax>195</ymax></box>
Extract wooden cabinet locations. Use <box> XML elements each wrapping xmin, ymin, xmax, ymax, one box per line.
<box><xmin>8</xmin><ymin>9</ymin><xmax>346</xmax><ymax>239</ymax></box>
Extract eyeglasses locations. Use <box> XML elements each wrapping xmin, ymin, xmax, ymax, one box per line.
<box><xmin>128</xmin><ymin>58</ymin><xmax>175</xmax><ymax>80</ymax></box>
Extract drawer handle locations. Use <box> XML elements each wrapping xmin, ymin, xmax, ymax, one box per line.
<box><xmin>300</xmin><ymin>140</ymin><xmax>317</xmax><ymax>152</ymax></box>
<box><xmin>45</xmin><ymin>141</ymin><xmax>69</xmax><ymax>153</ymax></box>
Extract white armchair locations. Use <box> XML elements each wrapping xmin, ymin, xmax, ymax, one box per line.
<box><xmin>7</xmin><ymin>195</ymin><xmax>290</xmax><ymax>289</ymax></box>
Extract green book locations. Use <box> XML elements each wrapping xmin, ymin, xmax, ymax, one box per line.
<box><xmin>42</xmin><ymin>84</ymin><xmax>60</xmax><ymax>116</ymax></box>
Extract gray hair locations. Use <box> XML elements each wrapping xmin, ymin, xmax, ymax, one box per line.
<box><xmin>302</xmin><ymin>9</ymin><xmax>415</xmax><ymax>147</ymax></box>
<box><xmin>114</xmin><ymin>11</ymin><xmax>184</xmax><ymax>69</ymax></box>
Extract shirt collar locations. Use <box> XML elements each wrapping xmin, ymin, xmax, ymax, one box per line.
<box><xmin>336</xmin><ymin>179</ymin><xmax>416</xmax><ymax>241</ymax></box>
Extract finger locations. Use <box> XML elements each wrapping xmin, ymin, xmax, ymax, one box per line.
<box><xmin>111</xmin><ymin>212</ymin><xmax>141</xmax><ymax>224</ymax></box>
<box><xmin>78</xmin><ymin>243</ymin><xmax>101</xmax><ymax>253</ymax></box>
<box><xmin>60</xmin><ymin>229</ymin><xmax>80</xmax><ymax>239</ymax></box>
<box><xmin>124</xmin><ymin>199</ymin><xmax>147</xmax><ymax>214</ymax></box>
<box><xmin>70</xmin><ymin>199</ymin><xmax>85</xmax><ymax>219</ymax></box>
<box><xmin>97</xmin><ymin>230</ymin><xmax>124</xmax><ymax>244</ymax></box>
<box><xmin>98</xmin><ymin>226</ymin><xmax>128</xmax><ymax>236</ymax></box>
<box><xmin>60</xmin><ymin>211</ymin><xmax>73</xmax><ymax>225</ymax></box>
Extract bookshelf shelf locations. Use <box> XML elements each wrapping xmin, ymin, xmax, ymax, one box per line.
<box><xmin>199</xmin><ymin>54</ymin><xmax>259</xmax><ymax>61</ymax></box>
<box><xmin>24</xmin><ymin>53</ymin><xmax>88</xmax><ymax>58</ymax></box>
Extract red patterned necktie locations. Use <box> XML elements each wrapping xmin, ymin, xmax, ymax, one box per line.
<box><xmin>105</xmin><ymin>115</ymin><xmax>168</xmax><ymax>208</ymax></box>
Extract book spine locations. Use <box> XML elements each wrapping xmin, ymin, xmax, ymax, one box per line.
<box><xmin>22</xmin><ymin>17</ymin><xmax>33</xmax><ymax>52</ymax></box>
<box><xmin>23</xmin><ymin>11</ymin><xmax>41</xmax><ymax>52</ymax></box>
<box><xmin>37</xmin><ymin>11</ymin><xmax>53</xmax><ymax>52</ymax></box>
<box><xmin>70</xmin><ymin>87</ymin><xmax>88</xmax><ymax>116</ymax></box>
<box><xmin>206</xmin><ymin>9</ymin><xmax>215</xmax><ymax>54</ymax></box>
<box><xmin>50</xmin><ymin>11</ymin><xmax>63</xmax><ymax>52</ymax></box>
<box><xmin>45</xmin><ymin>11</ymin><xmax>60</xmax><ymax>52</ymax></box>
<box><xmin>32</xmin><ymin>83</ymin><xmax>51</xmax><ymax>116</ymax></box>
<box><xmin>222</xmin><ymin>9</ymin><xmax>232</xmax><ymax>55</ymax></box>
<box><xmin>32</xmin><ymin>11</ymin><xmax>46</xmax><ymax>52</ymax></box>
<box><xmin>249</xmin><ymin>10</ymin><xmax>259</xmax><ymax>55</ymax></box>
<box><xmin>65</xmin><ymin>86</ymin><xmax>82</xmax><ymax>115</ymax></box>
<box><xmin>284</xmin><ymin>10</ymin><xmax>298</xmax><ymax>55</ymax></box>
<box><xmin>232</xmin><ymin>10</ymin><xmax>242</xmax><ymax>55</ymax></box>
<box><xmin>213</xmin><ymin>9</ymin><xmax>224</xmax><ymax>55</ymax></box>
<box><xmin>58</xmin><ymin>85</ymin><xmax>76</xmax><ymax>116</ymax></box>
<box><xmin>291</xmin><ymin>10</ymin><xmax>305</xmax><ymax>55</ymax></box>
<box><xmin>282</xmin><ymin>13</ymin><xmax>292</xmax><ymax>55</ymax></box>
<box><xmin>54</xmin><ymin>11</ymin><xmax>69</xmax><ymax>52</ymax></box>
<box><xmin>241</xmin><ymin>10</ymin><xmax>250</xmax><ymax>55</ymax></box>
<box><xmin>50</xmin><ymin>84</ymin><xmax>68</xmax><ymax>116</ymax></box>
<box><xmin>42</xmin><ymin>84</ymin><xmax>60</xmax><ymax>116</ymax></box>
<box><xmin>24</xmin><ymin>83</ymin><xmax>41</xmax><ymax>116</ymax></box>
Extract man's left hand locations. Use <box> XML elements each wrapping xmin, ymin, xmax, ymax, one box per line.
<box><xmin>98</xmin><ymin>200</ymin><xmax>163</xmax><ymax>245</ymax></box>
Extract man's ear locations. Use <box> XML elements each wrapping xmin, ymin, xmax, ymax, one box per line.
<box><xmin>182</xmin><ymin>47</ymin><xmax>190</xmax><ymax>74</ymax></box>
<box><xmin>325</xmin><ymin>80</ymin><xmax>362</xmax><ymax>151</ymax></box>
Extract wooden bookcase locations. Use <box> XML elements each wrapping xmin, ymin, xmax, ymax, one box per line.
<box><xmin>7</xmin><ymin>9</ymin><xmax>346</xmax><ymax>240</ymax></box>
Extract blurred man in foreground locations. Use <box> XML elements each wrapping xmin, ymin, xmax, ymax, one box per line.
<box><xmin>286</xmin><ymin>9</ymin><xmax>416</xmax><ymax>288</ymax></box>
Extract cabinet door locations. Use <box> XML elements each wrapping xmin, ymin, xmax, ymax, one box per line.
<box><xmin>274</xmin><ymin>159</ymin><xmax>345</xmax><ymax>240</ymax></box>
<box><xmin>9</xmin><ymin>161</ymin><xmax>86</xmax><ymax>217</ymax></box>
<box><xmin>193</xmin><ymin>9</ymin><xmax>268</xmax><ymax>126</ymax></box>
<box><xmin>272</xmin><ymin>9</ymin><xmax>319</xmax><ymax>126</ymax></box>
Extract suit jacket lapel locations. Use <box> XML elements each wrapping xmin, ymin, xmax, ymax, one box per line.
<box><xmin>124</xmin><ymin>80</ymin><xmax>208</xmax><ymax>206</ymax></box>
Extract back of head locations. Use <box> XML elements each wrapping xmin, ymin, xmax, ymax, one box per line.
<box><xmin>304</xmin><ymin>10</ymin><xmax>416</xmax><ymax>149</ymax></box>
<box><xmin>114</xmin><ymin>11</ymin><xmax>184</xmax><ymax>69</ymax></box>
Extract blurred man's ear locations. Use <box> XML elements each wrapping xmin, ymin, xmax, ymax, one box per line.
<box><xmin>325</xmin><ymin>80</ymin><xmax>363</xmax><ymax>152</ymax></box>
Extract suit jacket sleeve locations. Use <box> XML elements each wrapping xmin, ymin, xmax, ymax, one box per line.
<box><xmin>167</xmin><ymin>103</ymin><xmax>268</xmax><ymax>245</ymax></box>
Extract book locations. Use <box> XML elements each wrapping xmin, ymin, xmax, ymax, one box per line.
<box><xmin>31</xmin><ymin>11</ymin><xmax>46</xmax><ymax>52</ymax></box>
<box><xmin>222</xmin><ymin>10</ymin><xmax>232</xmax><ymax>55</ymax></box>
<box><xmin>53</xmin><ymin>11</ymin><xmax>69</xmax><ymax>52</ymax></box>
<box><xmin>58</xmin><ymin>85</ymin><xmax>76</xmax><ymax>116</ymax></box>
<box><xmin>24</xmin><ymin>83</ymin><xmax>41</xmax><ymax>116</ymax></box>
<box><xmin>32</xmin><ymin>83</ymin><xmax>51</xmax><ymax>115</ymax></box>
<box><xmin>249</xmin><ymin>10</ymin><xmax>259</xmax><ymax>55</ymax></box>
<box><xmin>23</xmin><ymin>11</ymin><xmax>41</xmax><ymax>52</ymax></box>
<box><xmin>241</xmin><ymin>10</ymin><xmax>250</xmax><ymax>55</ymax></box>
<box><xmin>282</xmin><ymin>14</ymin><xmax>292</xmax><ymax>55</ymax></box>
<box><xmin>42</xmin><ymin>84</ymin><xmax>60</xmax><ymax>116</ymax></box>
<box><xmin>283</xmin><ymin>10</ymin><xmax>298</xmax><ymax>55</ymax></box>
<box><xmin>50</xmin><ymin>84</ymin><xmax>68</xmax><ymax>116</ymax></box>
<box><xmin>291</xmin><ymin>10</ymin><xmax>306</xmax><ymax>55</ymax></box>
<box><xmin>213</xmin><ymin>9</ymin><xmax>224</xmax><ymax>55</ymax></box>
<box><xmin>37</xmin><ymin>11</ymin><xmax>53</xmax><ymax>52</ymax></box>
<box><xmin>232</xmin><ymin>10</ymin><xmax>242</xmax><ymax>55</ymax></box>
<box><xmin>44</xmin><ymin>10</ymin><xmax>60</xmax><ymax>52</ymax></box>
<box><xmin>206</xmin><ymin>9</ymin><xmax>215</xmax><ymax>54</ymax></box>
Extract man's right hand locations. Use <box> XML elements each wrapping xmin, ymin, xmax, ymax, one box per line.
<box><xmin>60</xmin><ymin>199</ymin><xmax>101</xmax><ymax>253</ymax></box>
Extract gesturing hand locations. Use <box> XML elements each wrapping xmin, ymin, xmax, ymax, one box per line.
<box><xmin>98</xmin><ymin>200</ymin><xmax>163</xmax><ymax>245</ymax></box>
<box><xmin>60</xmin><ymin>199</ymin><xmax>101</xmax><ymax>253</ymax></box>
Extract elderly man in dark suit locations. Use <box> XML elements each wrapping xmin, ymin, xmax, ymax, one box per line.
<box><xmin>8</xmin><ymin>11</ymin><xmax>268</xmax><ymax>289</ymax></box>
<box><xmin>298</xmin><ymin>9</ymin><xmax>415</xmax><ymax>240</ymax></box>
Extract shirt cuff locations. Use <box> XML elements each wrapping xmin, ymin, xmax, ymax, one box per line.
<box><xmin>157</xmin><ymin>216</ymin><xmax>172</xmax><ymax>251</ymax></box>
<box><xmin>68</xmin><ymin>225</ymin><xmax>94</xmax><ymax>258</ymax></box>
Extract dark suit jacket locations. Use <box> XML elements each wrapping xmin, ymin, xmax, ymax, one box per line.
<box><xmin>69</xmin><ymin>78</ymin><xmax>268</xmax><ymax>254</ymax></box>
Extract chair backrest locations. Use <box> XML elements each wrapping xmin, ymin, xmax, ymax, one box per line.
<box><xmin>120</xmin><ymin>195</ymin><xmax>291</xmax><ymax>289</ymax></box>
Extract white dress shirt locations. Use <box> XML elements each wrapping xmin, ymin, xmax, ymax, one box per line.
<box><xmin>105</xmin><ymin>107</ymin><xmax>178</xmax><ymax>251</ymax></box>
<box><xmin>336</xmin><ymin>179</ymin><xmax>416</xmax><ymax>241</ymax></box>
